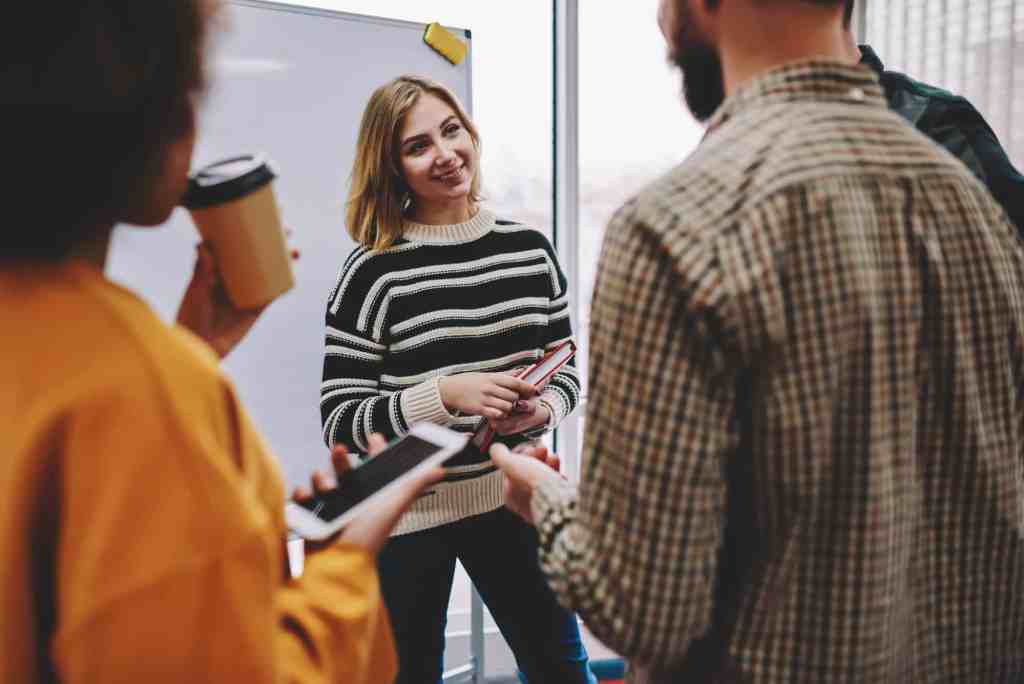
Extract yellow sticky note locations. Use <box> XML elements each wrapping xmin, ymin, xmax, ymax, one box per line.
<box><xmin>423</xmin><ymin>22</ymin><xmax>467</xmax><ymax>66</ymax></box>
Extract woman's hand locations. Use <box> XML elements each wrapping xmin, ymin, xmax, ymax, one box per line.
<box><xmin>489</xmin><ymin>398</ymin><xmax>550</xmax><ymax>436</ymax></box>
<box><xmin>176</xmin><ymin>239</ymin><xmax>300</xmax><ymax>359</ymax></box>
<box><xmin>438</xmin><ymin>373</ymin><xmax>537</xmax><ymax>420</ymax></box>
<box><xmin>175</xmin><ymin>243</ymin><xmax>267</xmax><ymax>358</ymax></box>
<box><xmin>292</xmin><ymin>434</ymin><xmax>443</xmax><ymax>554</ymax></box>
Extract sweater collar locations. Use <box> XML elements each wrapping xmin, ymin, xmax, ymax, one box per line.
<box><xmin>402</xmin><ymin>208</ymin><xmax>496</xmax><ymax>245</ymax></box>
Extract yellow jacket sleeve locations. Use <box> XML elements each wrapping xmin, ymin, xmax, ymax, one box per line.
<box><xmin>278</xmin><ymin>547</ymin><xmax>397</xmax><ymax>684</ymax></box>
<box><xmin>49</xmin><ymin>375</ymin><xmax>396</xmax><ymax>683</ymax></box>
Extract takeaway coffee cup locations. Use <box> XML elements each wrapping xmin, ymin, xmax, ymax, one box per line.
<box><xmin>182</xmin><ymin>154</ymin><xmax>294</xmax><ymax>309</ymax></box>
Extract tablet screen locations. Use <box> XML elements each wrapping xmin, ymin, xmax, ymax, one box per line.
<box><xmin>296</xmin><ymin>435</ymin><xmax>443</xmax><ymax>522</ymax></box>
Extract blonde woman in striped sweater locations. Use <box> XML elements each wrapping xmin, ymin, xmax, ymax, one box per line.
<box><xmin>322</xmin><ymin>76</ymin><xmax>595</xmax><ymax>684</ymax></box>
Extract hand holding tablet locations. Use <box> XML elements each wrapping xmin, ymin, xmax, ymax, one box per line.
<box><xmin>469</xmin><ymin>341</ymin><xmax>576</xmax><ymax>452</ymax></box>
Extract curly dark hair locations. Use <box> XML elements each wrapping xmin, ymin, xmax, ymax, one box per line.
<box><xmin>0</xmin><ymin>1</ymin><xmax>211</xmax><ymax>262</ymax></box>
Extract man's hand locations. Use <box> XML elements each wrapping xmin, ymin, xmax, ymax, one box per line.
<box><xmin>175</xmin><ymin>243</ymin><xmax>266</xmax><ymax>358</ymax></box>
<box><xmin>292</xmin><ymin>434</ymin><xmax>443</xmax><ymax>554</ymax></box>
<box><xmin>489</xmin><ymin>442</ymin><xmax>563</xmax><ymax>525</ymax></box>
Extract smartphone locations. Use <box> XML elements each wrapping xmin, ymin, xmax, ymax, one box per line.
<box><xmin>286</xmin><ymin>423</ymin><xmax>469</xmax><ymax>541</ymax></box>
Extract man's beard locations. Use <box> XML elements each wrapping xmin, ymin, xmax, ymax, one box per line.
<box><xmin>672</xmin><ymin>45</ymin><xmax>725</xmax><ymax>122</ymax></box>
<box><xmin>668</xmin><ymin>3</ymin><xmax>726</xmax><ymax>122</ymax></box>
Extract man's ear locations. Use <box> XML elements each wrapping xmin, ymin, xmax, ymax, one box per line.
<box><xmin>692</xmin><ymin>0</ymin><xmax>724</xmax><ymax>40</ymax></box>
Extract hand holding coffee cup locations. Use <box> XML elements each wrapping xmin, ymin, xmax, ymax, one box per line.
<box><xmin>176</xmin><ymin>243</ymin><xmax>267</xmax><ymax>358</ymax></box>
<box><xmin>182</xmin><ymin>154</ymin><xmax>295</xmax><ymax>309</ymax></box>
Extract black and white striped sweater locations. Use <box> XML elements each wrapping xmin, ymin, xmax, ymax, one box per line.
<box><xmin>321</xmin><ymin>208</ymin><xmax>580</xmax><ymax>535</ymax></box>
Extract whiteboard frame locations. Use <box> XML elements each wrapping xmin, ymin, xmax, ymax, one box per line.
<box><xmin>232</xmin><ymin>0</ymin><xmax>470</xmax><ymax>38</ymax></box>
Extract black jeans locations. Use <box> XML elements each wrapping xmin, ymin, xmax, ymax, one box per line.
<box><xmin>378</xmin><ymin>507</ymin><xmax>596</xmax><ymax>684</ymax></box>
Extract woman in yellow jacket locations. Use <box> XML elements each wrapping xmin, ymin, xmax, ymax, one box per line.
<box><xmin>0</xmin><ymin>2</ymin><xmax>429</xmax><ymax>682</ymax></box>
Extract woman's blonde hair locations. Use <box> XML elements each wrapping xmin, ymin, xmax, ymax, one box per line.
<box><xmin>346</xmin><ymin>75</ymin><xmax>482</xmax><ymax>251</ymax></box>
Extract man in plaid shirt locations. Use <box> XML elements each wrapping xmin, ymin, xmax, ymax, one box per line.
<box><xmin>492</xmin><ymin>0</ymin><xmax>1024</xmax><ymax>681</ymax></box>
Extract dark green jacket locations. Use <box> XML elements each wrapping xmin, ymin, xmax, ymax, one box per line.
<box><xmin>861</xmin><ymin>44</ymin><xmax>1024</xmax><ymax>234</ymax></box>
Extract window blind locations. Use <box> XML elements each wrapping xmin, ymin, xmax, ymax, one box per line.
<box><xmin>866</xmin><ymin>0</ymin><xmax>1023</xmax><ymax>168</ymax></box>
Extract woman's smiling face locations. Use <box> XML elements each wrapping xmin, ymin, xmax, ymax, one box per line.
<box><xmin>398</xmin><ymin>93</ymin><xmax>476</xmax><ymax>210</ymax></box>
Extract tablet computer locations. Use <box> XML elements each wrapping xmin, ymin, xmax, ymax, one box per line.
<box><xmin>286</xmin><ymin>423</ymin><xmax>469</xmax><ymax>541</ymax></box>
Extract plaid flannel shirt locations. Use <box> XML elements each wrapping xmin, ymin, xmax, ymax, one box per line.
<box><xmin>534</xmin><ymin>61</ymin><xmax>1024</xmax><ymax>682</ymax></box>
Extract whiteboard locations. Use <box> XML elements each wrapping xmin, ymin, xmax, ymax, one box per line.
<box><xmin>107</xmin><ymin>0</ymin><xmax>473</xmax><ymax>487</ymax></box>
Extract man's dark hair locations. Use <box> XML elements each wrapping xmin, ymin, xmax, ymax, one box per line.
<box><xmin>843</xmin><ymin>0</ymin><xmax>855</xmax><ymax>28</ymax></box>
<box><xmin>1</xmin><ymin>1</ymin><xmax>210</xmax><ymax>262</ymax></box>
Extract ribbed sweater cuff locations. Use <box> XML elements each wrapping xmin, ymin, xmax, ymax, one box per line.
<box><xmin>540</xmin><ymin>389</ymin><xmax>569</xmax><ymax>426</ymax></box>
<box><xmin>400</xmin><ymin>377</ymin><xmax>457</xmax><ymax>428</ymax></box>
<box><xmin>520</xmin><ymin>391</ymin><xmax>568</xmax><ymax>440</ymax></box>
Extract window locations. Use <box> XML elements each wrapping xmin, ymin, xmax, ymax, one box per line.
<box><xmin>865</xmin><ymin>0</ymin><xmax>1023</xmax><ymax>167</ymax></box>
<box><xmin>575</xmin><ymin>0</ymin><xmax>705</xmax><ymax>448</ymax></box>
